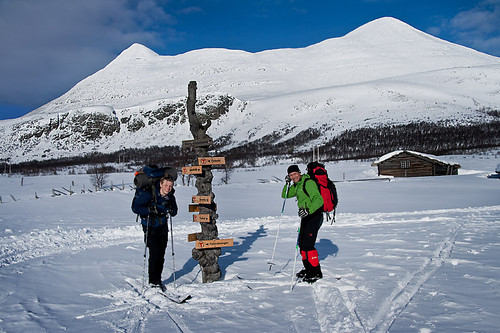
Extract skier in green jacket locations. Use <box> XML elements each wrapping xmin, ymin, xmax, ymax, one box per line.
<box><xmin>282</xmin><ymin>164</ymin><xmax>324</xmax><ymax>283</ymax></box>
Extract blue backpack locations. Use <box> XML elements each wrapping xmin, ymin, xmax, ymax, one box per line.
<box><xmin>134</xmin><ymin>165</ymin><xmax>177</xmax><ymax>189</ymax></box>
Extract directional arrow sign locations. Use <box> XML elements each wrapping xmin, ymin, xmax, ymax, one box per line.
<box><xmin>195</xmin><ymin>239</ymin><xmax>233</xmax><ymax>249</ymax></box>
<box><xmin>198</xmin><ymin>157</ymin><xmax>226</xmax><ymax>165</ymax></box>
<box><xmin>193</xmin><ymin>214</ymin><xmax>210</xmax><ymax>223</ymax></box>
<box><xmin>192</xmin><ymin>195</ymin><xmax>211</xmax><ymax>204</ymax></box>
<box><xmin>182</xmin><ymin>166</ymin><xmax>203</xmax><ymax>175</ymax></box>
<box><xmin>182</xmin><ymin>138</ymin><xmax>213</xmax><ymax>149</ymax></box>
<box><xmin>189</xmin><ymin>204</ymin><xmax>200</xmax><ymax>213</ymax></box>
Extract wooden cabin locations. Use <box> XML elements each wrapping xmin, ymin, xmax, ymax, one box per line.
<box><xmin>371</xmin><ymin>150</ymin><xmax>460</xmax><ymax>178</ymax></box>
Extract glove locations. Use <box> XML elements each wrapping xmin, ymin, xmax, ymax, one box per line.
<box><xmin>285</xmin><ymin>175</ymin><xmax>291</xmax><ymax>185</ymax></box>
<box><xmin>148</xmin><ymin>203</ymin><xmax>159</xmax><ymax>215</ymax></box>
<box><xmin>149</xmin><ymin>203</ymin><xmax>169</xmax><ymax>216</ymax></box>
<box><xmin>298</xmin><ymin>208</ymin><xmax>309</xmax><ymax>218</ymax></box>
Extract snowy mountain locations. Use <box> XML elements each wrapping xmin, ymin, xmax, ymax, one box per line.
<box><xmin>1</xmin><ymin>17</ymin><xmax>499</xmax><ymax>163</ymax></box>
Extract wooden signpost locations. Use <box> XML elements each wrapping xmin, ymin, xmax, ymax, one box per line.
<box><xmin>198</xmin><ymin>157</ymin><xmax>226</xmax><ymax>166</ymax></box>
<box><xmin>188</xmin><ymin>233</ymin><xmax>198</xmax><ymax>242</ymax></box>
<box><xmin>184</xmin><ymin>154</ymin><xmax>234</xmax><ymax>280</ymax></box>
<box><xmin>182</xmin><ymin>138</ymin><xmax>213</xmax><ymax>149</ymax></box>
<box><xmin>193</xmin><ymin>214</ymin><xmax>210</xmax><ymax>223</ymax></box>
<box><xmin>182</xmin><ymin>166</ymin><xmax>203</xmax><ymax>175</ymax></box>
<box><xmin>188</xmin><ymin>204</ymin><xmax>200</xmax><ymax>213</ymax></box>
<box><xmin>183</xmin><ymin>81</ymin><xmax>235</xmax><ymax>283</ymax></box>
<box><xmin>195</xmin><ymin>239</ymin><xmax>234</xmax><ymax>249</ymax></box>
<box><xmin>192</xmin><ymin>195</ymin><xmax>211</xmax><ymax>204</ymax></box>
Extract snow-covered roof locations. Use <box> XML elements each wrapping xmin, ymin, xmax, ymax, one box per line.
<box><xmin>371</xmin><ymin>150</ymin><xmax>460</xmax><ymax>166</ymax></box>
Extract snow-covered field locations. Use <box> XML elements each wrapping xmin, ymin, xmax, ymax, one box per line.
<box><xmin>0</xmin><ymin>153</ymin><xmax>499</xmax><ymax>332</ymax></box>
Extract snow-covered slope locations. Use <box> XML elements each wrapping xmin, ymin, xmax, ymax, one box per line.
<box><xmin>1</xmin><ymin>17</ymin><xmax>499</xmax><ymax>163</ymax></box>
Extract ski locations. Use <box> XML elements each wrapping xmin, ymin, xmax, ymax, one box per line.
<box><xmin>157</xmin><ymin>289</ymin><xmax>192</xmax><ymax>304</ymax></box>
<box><xmin>236</xmin><ymin>275</ymin><xmax>254</xmax><ymax>290</ymax></box>
<box><xmin>297</xmin><ymin>275</ymin><xmax>341</xmax><ymax>284</ymax></box>
<box><xmin>236</xmin><ymin>273</ymin><xmax>294</xmax><ymax>290</ymax></box>
<box><xmin>125</xmin><ymin>278</ymin><xmax>192</xmax><ymax>304</ymax></box>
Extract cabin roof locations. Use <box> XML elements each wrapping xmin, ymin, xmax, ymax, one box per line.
<box><xmin>371</xmin><ymin>150</ymin><xmax>460</xmax><ymax>168</ymax></box>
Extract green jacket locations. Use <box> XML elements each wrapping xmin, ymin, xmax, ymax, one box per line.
<box><xmin>282</xmin><ymin>174</ymin><xmax>324</xmax><ymax>214</ymax></box>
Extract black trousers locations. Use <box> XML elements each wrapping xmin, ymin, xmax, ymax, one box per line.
<box><xmin>143</xmin><ymin>224</ymin><xmax>168</xmax><ymax>285</ymax></box>
<box><xmin>298</xmin><ymin>210</ymin><xmax>323</xmax><ymax>252</ymax></box>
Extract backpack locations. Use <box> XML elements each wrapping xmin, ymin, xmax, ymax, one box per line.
<box><xmin>304</xmin><ymin>162</ymin><xmax>338</xmax><ymax>222</ymax></box>
<box><xmin>134</xmin><ymin>165</ymin><xmax>178</xmax><ymax>189</ymax></box>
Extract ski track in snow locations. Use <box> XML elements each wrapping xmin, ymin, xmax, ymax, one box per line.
<box><xmin>310</xmin><ymin>205</ymin><xmax>500</xmax><ymax>333</ymax></box>
<box><xmin>78</xmin><ymin>278</ymin><xmax>190</xmax><ymax>333</ymax></box>
<box><xmin>369</xmin><ymin>219</ymin><xmax>461</xmax><ymax>332</ymax></box>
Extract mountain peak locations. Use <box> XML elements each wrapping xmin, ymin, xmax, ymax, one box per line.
<box><xmin>363</xmin><ymin>16</ymin><xmax>411</xmax><ymax>28</ymax></box>
<box><xmin>110</xmin><ymin>43</ymin><xmax>159</xmax><ymax>64</ymax></box>
<box><xmin>345</xmin><ymin>17</ymin><xmax>429</xmax><ymax>43</ymax></box>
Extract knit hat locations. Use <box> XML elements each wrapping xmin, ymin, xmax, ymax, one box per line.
<box><xmin>287</xmin><ymin>164</ymin><xmax>300</xmax><ymax>174</ymax></box>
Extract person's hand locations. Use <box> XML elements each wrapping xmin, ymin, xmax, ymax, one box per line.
<box><xmin>157</xmin><ymin>203</ymin><xmax>170</xmax><ymax>215</ymax></box>
<box><xmin>148</xmin><ymin>203</ymin><xmax>159</xmax><ymax>215</ymax></box>
<box><xmin>285</xmin><ymin>175</ymin><xmax>291</xmax><ymax>185</ymax></box>
<box><xmin>149</xmin><ymin>203</ymin><xmax>168</xmax><ymax>215</ymax></box>
<box><xmin>298</xmin><ymin>208</ymin><xmax>308</xmax><ymax>218</ymax></box>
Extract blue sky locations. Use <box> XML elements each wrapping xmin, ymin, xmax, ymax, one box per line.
<box><xmin>0</xmin><ymin>0</ymin><xmax>499</xmax><ymax>120</ymax></box>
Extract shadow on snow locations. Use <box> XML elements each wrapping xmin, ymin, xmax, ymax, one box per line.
<box><xmin>163</xmin><ymin>225</ymin><xmax>268</xmax><ymax>283</ymax></box>
<box><xmin>317</xmin><ymin>238</ymin><xmax>339</xmax><ymax>260</ymax></box>
<box><xmin>218</xmin><ymin>225</ymin><xmax>268</xmax><ymax>278</ymax></box>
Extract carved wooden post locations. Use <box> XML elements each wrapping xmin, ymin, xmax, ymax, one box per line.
<box><xmin>186</xmin><ymin>81</ymin><xmax>221</xmax><ymax>283</ymax></box>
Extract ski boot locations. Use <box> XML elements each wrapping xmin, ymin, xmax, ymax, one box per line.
<box><xmin>302</xmin><ymin>270</ymin><xmax>323</xmax><ymax>284</ymax></box>
<box><xmin>150</xmin><ymin>282</ymin><xmax>166</xmax><ymax>292</ymax></box>
<box><xmin>296</xmin><ymin>269</ymin><xmax>308</xmax><ymax>278</ymax></box>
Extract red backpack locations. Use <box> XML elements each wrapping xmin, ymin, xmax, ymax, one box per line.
<box><xmin>305</xmin><ymin>162</ymin><xmax>338</xmax><ymax>216</ymax></box>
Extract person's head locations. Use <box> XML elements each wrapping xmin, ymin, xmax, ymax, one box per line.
<box><xmin>159</xmin><ymin>176</ymin><xmax>174</xmax><ymax>195</ymax></box>
<box><xmin>287</xmin><ymin>164</ymin><xmax>301</xmax><ymax>183</ymax></box>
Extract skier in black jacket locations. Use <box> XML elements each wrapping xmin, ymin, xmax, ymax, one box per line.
<box><xmin>132</xmin><ymin>176</ymin><xmax>178</xmax><ymax>289</ymax></box>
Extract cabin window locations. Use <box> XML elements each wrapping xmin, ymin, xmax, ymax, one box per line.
<box><xmin>401</xmin><ymin>160</ymin><xmax>411</xmax><ymax>169</ymax></box>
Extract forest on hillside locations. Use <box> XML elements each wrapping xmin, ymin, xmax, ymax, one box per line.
<box><xmin>5</xmin><ymin>120</ymin><xmax>500</xmax><ymax>175</ymax></box>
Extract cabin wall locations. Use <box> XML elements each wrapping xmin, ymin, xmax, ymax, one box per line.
<box><xmin>377</xmin><ymin>153</ymin><xmax>434</xmax><ymax>177</ymax></box>
<box><xmin>434</xmin><ymin>163</ymin><xmax>459</xmax><ymax>176</ymax></box>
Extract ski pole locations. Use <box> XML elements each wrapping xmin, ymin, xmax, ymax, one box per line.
<box><xmin>290</xmin><ymin>226</ymin><xmax>300</xmax><ymax>292</ymax></box>
<box><xmin>169</xmin><ymin>214</ymin><xmax>177</xmax><ymax>287</ymax></box>
<box><xmin>269</xmin><ymin>183</ymin><xmax>290</xmax><ymax>270</ymax></box>
<box><xmin>331</xmin><ymin>208</ymin><xmax>336</xmax><ymax>225</ymax></box>
<box><xmin>141</xmin><ymin>218</ymin><xmax>150</xmax><ymax>295</ymax></box>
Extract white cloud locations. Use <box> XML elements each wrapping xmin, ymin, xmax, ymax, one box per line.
<box><xmin>451</xmin><ymin>1</ymin><xmax>499</xmax><ymax>33</ymax></box>
<box><xmin>0</xmin><ymin>0</ymin><xmax>179</xmax><ymax>109</ymax></box>
<box><xmin>441</xmin><ymin>0</ymin><xmax>500</xmax><ymax>56</ymax></box>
